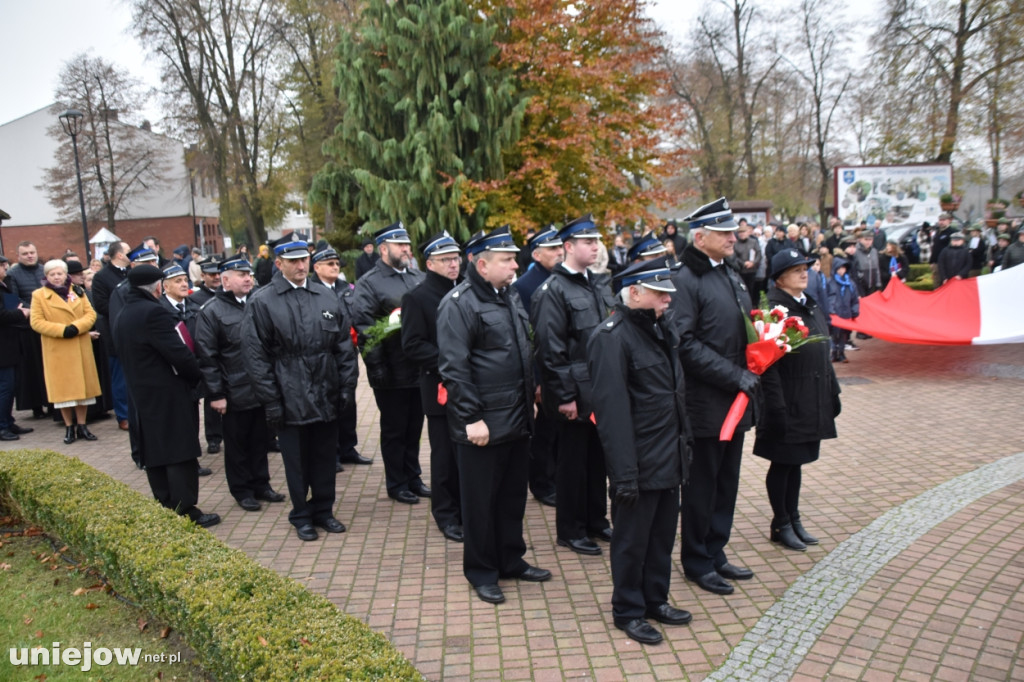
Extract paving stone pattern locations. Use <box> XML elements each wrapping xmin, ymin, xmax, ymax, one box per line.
<box><xmin>3</xmin><ymin>338</ymin><xmax>1022</xmax><ymax>680</ymax></box>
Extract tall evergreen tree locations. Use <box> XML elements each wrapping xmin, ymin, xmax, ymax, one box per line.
<box><xmin>316</xmin><ymin>0</ymin><xmax>525</xmax><ymax>243</ymax></box>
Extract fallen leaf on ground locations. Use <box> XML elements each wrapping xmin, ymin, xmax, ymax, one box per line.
<box><xmin>160</xmin><ymin>626</ymin><xmax>171</xmax><ymax>639</ymax></box>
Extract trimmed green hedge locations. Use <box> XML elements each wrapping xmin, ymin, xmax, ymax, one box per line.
<box><xmin>908</xmin><ymin>263</ymin><xmax>931</xmax><ymax>281</ymax></box>
<box><xmin>0</xmin><ymin>449</ymin><xmax>422</xmax><ymax>681</ymax></box>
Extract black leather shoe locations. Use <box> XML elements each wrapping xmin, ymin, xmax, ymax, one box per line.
<box><xmin>646</xmin><ymin>604</ymin><xmax>692</xmax><ymax>626</ymax></box>
<box><xmin>791</xmin><ymin>517</ymin><xmax>819</xmax><ymax>545</ymax></box>
<box><xmin>687</xmin><ymin>571</ymin><xmax>734</xmax><ymax>595</ymax></box>
<box><xmin>197</xmin><ymin>466</ymin><xmax>213</xmax><ymax>477</ymax></box>
<box><xmin>76</xmin><ymin>425</ymin><xmax>97</xmax><ymax>441</ymax></box>
<box><xmin>390</xmin><ymin>490</ymin><xmax>419</xmax><ymax>505</ymax></box>
<box><xmin>616</xmin><ymin>618</ymin><xmax>662</xmax><ymax>645</ymax></box>
<box><xmin>534</xmin><ymin>492</ymin><xmax>556</xmax><ymax>507</ymax></box>
<box><xmin>8</xmin><ymin>423</ymin><xmax>33</xmax><ymax>435</ymax></box>
<box><xmin>474</xmin><ymin>584</ymin><xmax>505</xmax><ymax>604</ymax></box>
<box><xmin>410</xmin><ymin>482</ymin><xmax>432</xmax><ymax>498</ymax></box>
<box><xmin>255</xmin><ymin>488</ymin><xmax>286</xmax><ymax>503</ymax></box>
<box><xmin>557</xmin><ymin>537</ymin><xmax>602</xmax><ymax>556</ymax></box>
<box><xmin>716</xmin><ymin>562</ymin><xmax>754</xmax><ymax>581</ymax></box>
<box><xmin>516</xmin><ymin>565</ymin><xmax>552</xmax><ymax>582</ymax></box>
<box><xmin>0</xmin><ymin>429</ymin><xmax>19</xmax><ymax>441</ymax></box>
<box><xmin>335</xmin><ymin>460</ymin><xmax>345</xmax><ymax>472</ymax></box>
<box><xmin>207</xmin><ymin>442</ymin><xmax>221</xmax><ymax>454</ymax></box>
<box><xmin>590</xmin><ymin>528</ymin><xmax>613</xmax><ymax>543</ymax></box>
<box><xmin>339</xmin><ymin>450</ymin><xmax>372</xmax><ymax>465</ymax></box>
<box><xmin>441</xmin><ymin>524</ymin><xmax>464</xmax><ymax>542</ymax></box>
<box><xmin>771</xmin><ymin>522</ymin><xmax>807</xmax><ymax>551</ymax></box>
<box><xmin>194</xmin><ymin>513</ymin><xmax>221</xmax><ymax>528</ymax></box>
<box><xmin>296</xmin><ymin>524</ymin><xmax>318</xmax><ymax>541</ymax></box>
<box><xmin>238</xmin><ymin>497</ymin><xmax>262</xmax><ymax>512</ymax></box>
<box><xmin>63</xmin><ymin>426</ymin><xmax>76</xmax><ymax>444</ymax></box>
<box><xmin>314</xmin><ymin>517</ymin><xmax>346</xmax><ymax>533</ymax></box>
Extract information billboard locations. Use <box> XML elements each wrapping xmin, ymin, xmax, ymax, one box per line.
<box><xmin>833</xmin><ymin>164</ymin><xmax>953</xmax><ymax>230</ymax></box>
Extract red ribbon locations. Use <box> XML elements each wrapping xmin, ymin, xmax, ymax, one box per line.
<box><xmin>719</xmin><ymin>339</ymin><xmax>785</xmax><ymax>441</ymax></box>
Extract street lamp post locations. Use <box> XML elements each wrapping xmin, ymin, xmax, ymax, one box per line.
<box><xmin>58</xmin><ymin>109</ymin><xmax>91</xmax><ymax>259</ymax></box>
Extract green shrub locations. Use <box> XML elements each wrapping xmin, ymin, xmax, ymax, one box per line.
<box><xmin>907</xmin><ymin>263</ymin><xmax>931</xmax><ymax>282</ymax></box>
<box><xmin>905</xmin><ymin>275</ymin><xmax>934</xmax><ymax>291</ymax></box>
<box><xmin>0</xmin><ymin>449</ymin><xmax>422</xmax><ymax>681</ymax></box>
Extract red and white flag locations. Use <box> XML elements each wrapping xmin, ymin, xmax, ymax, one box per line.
<box><xmin>831</xmin><ymin>265</ymin><xmax>1024</xmax><ymax>345</ymax></box>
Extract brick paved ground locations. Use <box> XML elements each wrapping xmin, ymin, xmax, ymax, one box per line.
<box><xmin>3</xmin><ymin>337</ymin><xmax>1022</xmax><ymax>680</ymax></box>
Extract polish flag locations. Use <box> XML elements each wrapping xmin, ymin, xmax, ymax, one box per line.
<box><xmin>831</xmin><ymin>265</ymin><xmax>1024</xmax><ymax>345</ymax></box>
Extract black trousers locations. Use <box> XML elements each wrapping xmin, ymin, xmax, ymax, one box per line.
<box><xmin>372</xmin><ymin>387</ymin><xmax>424</xmax><ymax>495</ymax></box>
<box><xmin>336</xmin><ymin>397</ymin><xmax>359</xmax><ymax>460</ymax></box>
<box><xmin>681</xmin><ymin>434</ymin><xmax>745</xmax><ymax>577</ymax></box>
<box><xmin>528</xmin><ymin>408</ymin><xmax>557</xmax><ymax>498</ymax></box>
<box><xmin>426</xmin><ymin>413</ymin><xmax>460</xmax><ymax>529</ymax></box>
<box><xmin>222</xmin><ymin>407</ymin><xmax>271</xmax><ymax>501</ymax></box>
<box><xmin>14</xmin><ymin>330</ymin><xmax>47</xmax><ymax>411</ymax></box>
<box><xmin>203</xmin><ymin>399</ymin><xmax>223</xmax><ymax>446</ymax></box>
<box><xmin>277</xmin><ymin>420</ymin><xmax>339</xmax><ymax>528</ymax></box>
<box><xmin>457</xmin><ymin>437</ymin><xmax>529</xmax><ymax>586</ymax></box>
<box><xmin>555</xmin><ymin>419</ymin><xmax>609</xmax><ymax>541</ymax></box>
<box><xmin>146</xmin><ymin>459</ymin><xmax>200</xmax><ymax>519</ymax></box>
<box><xmin>611</xmin><ymin>486</ymin><xmax>680</xmax><ymax>626</ymax></box>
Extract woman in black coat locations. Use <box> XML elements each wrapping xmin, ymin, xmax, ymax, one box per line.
<box><xmin>754</xmin><ymin>250</ymin><xmax>841</xmax><ymax>551</ymax></box>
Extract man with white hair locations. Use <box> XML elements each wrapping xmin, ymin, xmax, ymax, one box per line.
<box><xmin>669</xmin><ymin>197</ymin><xmax>758</xmax><ymax>596</ymax></box>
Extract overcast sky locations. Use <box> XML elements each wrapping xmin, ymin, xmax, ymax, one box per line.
<box><xmin>0</xmin><ymin>0</ymin><xmax>871</xmax><ymax>128</ymax></box>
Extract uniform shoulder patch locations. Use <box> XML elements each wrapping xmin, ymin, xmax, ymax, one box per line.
<box><xmin>599</xmin><ymin>313</ymin><xmax>621</xmax><ymax>332</ymax></box>
<box><xmin>541</xmin><ymin>282</ymin><xmax>548</xmax><ymax>290</ymax></box>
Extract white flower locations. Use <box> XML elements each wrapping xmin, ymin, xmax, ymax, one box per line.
<box><xmin>388</xmin><ymin>308</ymin><xmax>402</xmax><ymax>325</ymax></box>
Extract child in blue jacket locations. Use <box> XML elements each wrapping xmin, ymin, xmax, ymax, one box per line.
<box><xmin>827</xmin><ymin>257</ymin><xmax>860</xmax><ymax>363</ymax></box>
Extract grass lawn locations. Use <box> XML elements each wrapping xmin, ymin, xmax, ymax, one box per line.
<box><xmin>1</xmin><ymin>515</ymin><xmax>209</xmax><ymax>681</ymax></box>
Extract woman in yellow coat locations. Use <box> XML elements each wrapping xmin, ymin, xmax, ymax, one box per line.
<box><xmin>30</xmin><ymin>260</ymin><xmax>102</xmax><ymax>444</ymax></box>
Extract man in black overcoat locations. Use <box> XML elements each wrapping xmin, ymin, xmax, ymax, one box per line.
<box><xmin>669</xmin><ymin>197</ymin><xmax>758</xmax><ymax>596</ymax></box>
<box><xmin>588</xmin><ymin>259</ymin><xmax>693</xmax><ymax>645</ymax></box>
<box><xmin>511</xmin><ymin>227</ymin><xmax>564</xmax><ymax>507</ymax></box>
<box><xmin>309</xmin><ymin>245</ymin><xmax>369</xmax><ymax>469</ymax></box>
<box><xmin>351</xmin><ymin>222</ymin><xmax>427</xmax><ymax>505</ymax></box>
<box><xmin>401</xmin><ymin>232</ymin><xmax>464</xmax><ymax>542</ymax></box>
<box><xmin>242</xmin><ymin>238</ymin><xmax>359</xmax><ymax>542</ymax></box>
<box><xmin>437</xmin><ymin>227</ymin><xmax>552</xmax><ymax>605</ymax></box>
<box><xmin>114</xmin><ymin>264</ymin><xmax>220</xmax><ymax>528</ymax></box>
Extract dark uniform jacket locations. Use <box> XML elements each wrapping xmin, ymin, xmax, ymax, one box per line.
<box><xmin>587</xmin><ymin>304</ymin><xmax>690</xmax><ymax>490</ymax></box>
<box><xmin>929</xmin><ymin>226</ymin><xmax>954</xmax><ymax>264</ymax></box>
<box><xmin>309</xmin><ymin>272</ymin><xmax>360</xmax><ymax>381</ymax></box>
<box><xmin>189</xmin><ymin>284</ymin><xmax>218</xmax><ymax>307</ymax></box>
<box><xmin>1002</xmin><ymin>240</ymin><xmax>1024</xmax><ymax>270</ymax></box>
<box><xmin>0</xmin><ymin>277</ymin><xmax>24</xmax><ymax>367</ymax></box>
<box><xmin>160</xmin><ymin>294</ymin><xmax>201</xmax><ymax>339</ymax></box>
<box><xmin>242</xmin><ymin>273</ymin><xmax>358</xmax><ymax>426</ymax></box>
<box><xmin>669</xmin><ymin>243</ymin><xmax>755</xmax><ymax>438</ymax></box>
<box><xmin>114</xmin><ymin>287</ymin><xmax>203</xmax><ymax>467</ymax></box>
<box><xmin>91</xmin><ymin>262</ymin><xmax>128</xmax><ymax>357</ymax></box>
<box><xmin>437</xmin><ymin>265</ymin><xmax>534</xmax><ymax>446</ymax></box>
<box><xmin>936</xmin><ymin>244</ymin><xmax>970</xmax><ymax>286</ymax></box>
<box><xmin>401</xmin><ymin>269</ymin><xmax>460</xmax><ymax>417</ymax></box>
<box><xmin>195</xmin><ymin>290</ymin><xmax>261</xmax><ymax>413</ymax></box>
<box><xmin>352</xmin><ymin>259</ymin><xmax>424</xmax><ymax>389</ymax></box>
<box><xmin>753</xmin><ymin>288</ymin><xmax>840</xmax><ymax>458</ymax></box>
<box><xmin>531</xmin><ymin>264</ymin><xmax>616</xmax><ymax>420</ymax></box>
<box><xmin>511</xmin><ymin>263</ymin><xmax>552</xmax><ymax>317</ymax></box>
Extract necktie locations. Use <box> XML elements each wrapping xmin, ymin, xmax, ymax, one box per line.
<box><xmin>176</xmin><ymin>302</ymin><xmax>185</xmax><ymax>315</ymax></box>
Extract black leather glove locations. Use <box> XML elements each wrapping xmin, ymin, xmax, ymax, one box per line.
<box><xmin>265</xmin><ymin>402</ymin><xmax>284</xmax><ymax>430</ymax></box>
<box><xmin>737</xmin><ymin>370</ymin><xmax>759</xmax><ymax>396</ymax></box>
<box><xmin>63</xmin><ymin>325</ymin><xmax>79</xmax><ymax>338</ymax></box>
<box><xmin>339</xmin><ymin>391</ymin><xmax>354</xmax><ymax>412</ymax></box>
<box><xmin>614</xmin><ymin>480</ymin><xmax>639</xmax><ymax>508</ymax></box>
<box><xmin>363</xmin><ymin>346</ymin><xmax>388</xmax><ymax>386</ymax></box>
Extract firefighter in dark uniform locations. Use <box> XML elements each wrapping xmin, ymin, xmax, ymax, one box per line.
<box><xmin>437</xmin><ymin>226</ymin><xmax>551</xmax><ymax>605</ymax></box>
<box><xmin>588</xmin><ymin>258</ymin><xmax>693</xmax><ymax>645</ymax></box>
<box><xmin>352</xmin><ymin>222</ymin><xmax>428</xmax><ymax>505</ymax></box>
<box><xmin>401</xmin><ymin>231</ymin><xmax>464</xmax><ymax>542</ymax></box>
<box><xmin>511</xmin><ymin>226</ymin><xmax>563</xmax><ymax>507</ymax></box>
<box><xmin>627</xmin><ymin>232</ymin><xmax>669</xmax><ymax>264</ymax></box>
<box><xmin>195</xmin><ymin>255</ymin><xmax>286</xmax><ymax>512</ymax></box>
<box><xmin>241</xmin><ymin>238</ymin><xmax>359</xmax><ymax>541</ymax></box>
<box><xmin>189</xmin><ymin>257</ymin><xmax>223</xmax><ymax>455</ymax></box>
<box><xmin>669</xmin><ymin>197</ymin><xmax>758</xmax><ymax>596</ymax></box>
<box><xmin>309</xmin><ymin>245</ymin><xmax>370</xmax><ymax>470</ymax></box>
<box><xmin>531</xmin><ymin>214</ymin><xmax>614</xmax><ymax>557</ymax></box>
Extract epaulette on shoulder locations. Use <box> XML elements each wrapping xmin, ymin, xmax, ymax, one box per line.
<box><xmin>447</xmin><ymin>280</ymin><xmax>471</xmax><ymax>302</ymax></box>
<box><xmin>598</xmin><ymin>311</ymin><xmax>622</xmax><ymax>332</ymax></box>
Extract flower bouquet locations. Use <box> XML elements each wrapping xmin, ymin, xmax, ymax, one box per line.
<box><xmin>719</xmin><ymin>297</ymin><xmax>823</xmax><ymax>441</ymax></box>
<box><xmin>360</xmin><ymin>307</ymin><xmax>402</xmax><ymax>357</ymax></box>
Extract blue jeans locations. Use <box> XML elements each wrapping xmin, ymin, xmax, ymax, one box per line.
<box><xmin>0</xmin><ymin>366</ymin><xmax>15</xmax><ymax>430</ymax></box>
